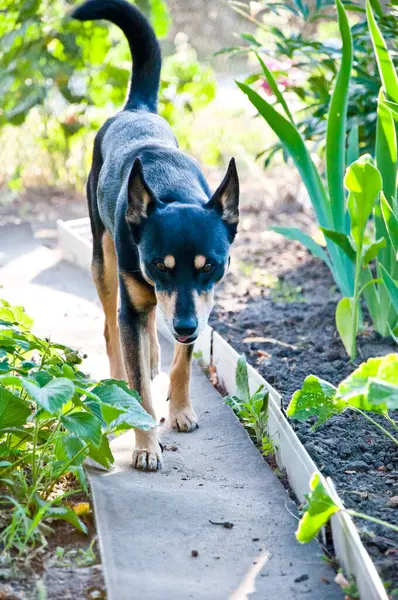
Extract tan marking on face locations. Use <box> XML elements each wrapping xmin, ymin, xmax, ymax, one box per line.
<box><xmin>121</xmin><ymin>272</ymin><xmax>157</xmax><ymax>312</ymax></box>
<box><xmin>164</xmin><ymin>255</ymin><xmax>175</xmax><ymax>269</ymax></box>
<box><xmin>139</xmin><ymin>262</ymin><xmax>155</xmax><ymax>286</ymax></box>
<box><xmin>194</xmin><ymin>255</ymin><xmax>206</xmax><ymax>270</ymax></box>
<box><xmin>193</xmin><ymin>289</ymin><xmax>214</xmax><ymax>320</ymax></box>
<box><xmin>156</xmin><ymin>290</ymin><xmax>177</xmax><ymax>322</ymax></box>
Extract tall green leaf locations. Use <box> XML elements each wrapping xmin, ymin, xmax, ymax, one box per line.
<box><xmin>256</xmin><ymin>53</ymin><xmax>293</xmax><ymax>122</ymax></box>
<box><xmin>271</xmin><ymin>227</ymin><xmax>333</xmax><ymax>269</ymax></box>
<box><xmin>381</xmin><ymin>193</ymin><xmax>398</xmax><ymax>255</ymax></box>
<box><xmin>379</xmin><ymin>265</ymin><xmax>398</xmax><ymax>312</ymax></box>
<box><xmin>366</xmin><ymin>0</ymin><xmax>398</xmax><ymax>103</ymax></box>
<box><xmin>326</xmin><ymin>0</ymin><xmax>353</xmax><ymax>232</ymax></box>
<box><xmin>376</xmin><ymin>91</ymin><xmax>397</xmax><ymax>205</ymax></box>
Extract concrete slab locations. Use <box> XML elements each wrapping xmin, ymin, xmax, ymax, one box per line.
<box><xmin>0</xmin><ymin>224</ymin><xmax>342</xmax><ymax>600</ymax></box>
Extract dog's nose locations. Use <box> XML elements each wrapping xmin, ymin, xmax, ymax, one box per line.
<box><xmin>173</xmin><ymin>317</ymin><xmax>198</xmax><ymax>338</ymax></box>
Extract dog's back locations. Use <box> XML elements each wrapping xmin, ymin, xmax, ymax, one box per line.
<box><xmin>73</xmin><ymin>0</ymin><xmax>211</xmax><ymax>236</ymax></box>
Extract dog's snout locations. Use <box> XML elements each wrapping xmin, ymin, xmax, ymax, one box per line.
<box><xmin>173</xmin><ymin>317</ymin><xmax>197</xmax><ymax>338</ymax></box>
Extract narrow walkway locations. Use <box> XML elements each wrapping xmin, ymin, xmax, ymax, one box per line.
<box><xmin>0</xmin><ymin>224</ymin><xmax>341</xmax><ymax>600</ymax></box>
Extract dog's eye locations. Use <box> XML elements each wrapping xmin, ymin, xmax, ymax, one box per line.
<box><xmin>155</xmin><ymin>261</ymin><xmax>167</xmax><ymax>272</ymax></box>
<box><xmin>201</xmin><ymin>262</ymin><xmax>213</xmax><ymax>273</ymax></box>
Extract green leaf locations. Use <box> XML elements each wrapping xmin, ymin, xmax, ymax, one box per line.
<box><xmin>296</xmin><ymin>473</ymin><xmax>340</xmax><ymax>543</ymax></box>
<box><xmin>55</xmin><ymin>434</ymin><xmax>86</xmax><ymax>465</ymax></box>
<box><xmin>256</xmin><ymin>53</ymin><xmax>293</xmax><ymax>121</ymax></box>
<box><xmin>320</xmin><ymin>228</ymin><xmax>356</xmax><ymax>262</ymax></box>
<box><xmin>335</xmin><ymin>297</ymin><xmax>357</xmax><ymax>358</ymax></box>
<box><xmin>22</xmin><ymin>377</ymin><xmax>74</xmax><ymax>414</ymax></box>
<box><xmin>287</xmin><ymin>375</ymin><xmax>342</xmax><ymax>427</ymax></box>
<box><xmin>366</xmin><ymin>0</ymin><xmax>398</xmax><ymax>103</ymax></box>
<box><xmin>346</xmin><ymin>120</ymin><xmax>359</xmax><ymax>167</ymax></box>
<box><xmin>235</xmin><ymin>355</ymin><xmax>250</xmax><ymax>404</ymax></box>
<box><xmin>271</xmin><ymin>226</ymin><xmax>332</xmax><ymax>269</ymax></box>
<box><xmin>345</xmin><ymin>155</ymin><xmax>383</xmax><ymax>248</ymax></box>
<box><xmin>236</xmin><ymin>81</ymin><xmax>331</xmax><ymax>228</ymax></box>
<box><xmin>94</xmin><ymin>384</ymin><xmax>155</xmax><ymax>431</ymax></box>
<box><xmin>379</xmin><ymin>265</ymin><xmax>398</xmax><ymax>312</ymax></box>
<box><xmin>376</xmin><ymin>92</ymin><xmax>397</xmax><ymax>204</ymax></box>
<box><xmin>0</xmin><ymin>386</ymin><xmax>31</xmax><ymax>429</ymax></box>
<box><xmin>336</xmin><ymin>354</ymin><xmax>398</xmax><ymax>412</ymax></box>
<box><xmin>61</xmin><ymin>412</ymin><xmax>102</xmax><ymax>447</ymax></box>
<box><xmin>381</xmin><ymin>193</ymin><xmax>398</xmax><ymax>255</ymax></box>
<box><xmin>46</xmin><ymin>506</ymin><xmax>87</xmax><ymax>534</ymax></box>
<box><xmin>87</xmin><ymin>435</ymin><xmax>114</xmax><ymax>469</ymax></box>
<box><xmin>362</xmin><ymin>237</ymin><xmax>387</xmax><ymax>266</ymax></box>
<box><xmin>326</xmin><ymin>0</ymin><xmax>352</xmax><ymax>232</ymax></box>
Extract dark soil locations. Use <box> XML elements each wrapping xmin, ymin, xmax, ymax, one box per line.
<box><xmin>210</xmin><ymin>179</ymin><xmax>398</xmax><ymax>595</ymax></box>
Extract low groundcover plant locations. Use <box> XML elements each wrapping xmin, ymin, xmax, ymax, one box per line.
<box><xmin>0</xmin><ymin>298</ymin><xmax>155</xmax><ymax>552</ymax></box>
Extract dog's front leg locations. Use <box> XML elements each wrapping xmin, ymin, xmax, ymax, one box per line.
<box><xmin>168</xmin><ymin>344</ymin><xmax>198</xmax><ymax>432</ymax></box>
<box><xmin>119</xmin><ymin>281</ymin><xmax>162</xmax><ymax>471</ymax></box>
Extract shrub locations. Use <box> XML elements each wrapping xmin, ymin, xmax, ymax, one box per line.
<box><xmin>0</xmin><ymin>299</ymin><xmax>155</xmax><ymax>552</ymax></box>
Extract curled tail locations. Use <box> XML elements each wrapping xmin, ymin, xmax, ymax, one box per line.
<box><xmin>71</xmin><ymin>0</ymin><xmax>161</xmax><ymax>113</ymax></box>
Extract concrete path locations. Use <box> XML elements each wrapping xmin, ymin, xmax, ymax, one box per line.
<box><xmin>0</xmin><ymin>224</ymin><xmax>341</xmax><ymax>600</ymax></box>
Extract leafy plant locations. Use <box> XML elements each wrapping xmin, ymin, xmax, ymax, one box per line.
<box><xmin>287</xmin><ymin>353</ymin><xmax>398</xmax><ymax>446</ymax></box>
<box><xmin>235</xmin><ymin>0</ymin><xmax>398</xmax><ymax>356</ymax></box>
<box><xmin>225</xmin><ymin>355</ymin><xmax>274</xmax><ymax>454</ymax></box>
<box><xmin>296</xmin><ymin>472</ymin><xmax>398</xmax><ymax>544</ymax></box>
<box><xmin>0</xmin><ymin>299</ymin><xmax>155</xmax><ymax>552</ymax></box>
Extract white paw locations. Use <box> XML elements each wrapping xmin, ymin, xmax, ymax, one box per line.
<box><xmin>132</xmin><ymin>443</ymin><xmax>163</xmax><ymax>471</ymax></box>
<box><xmin>169</xmin><ymin>406</ymin><xmax>198</xmax><ymax>432</ymax></box>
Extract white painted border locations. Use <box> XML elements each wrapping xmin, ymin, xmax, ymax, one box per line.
<box><xmin>59</xmin><ymin>217</ymin><xmax>388</xmax><ymax>600</ymax></box>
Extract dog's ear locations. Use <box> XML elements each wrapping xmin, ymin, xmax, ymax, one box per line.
<box><xmin>126</xmin><ymin>158</ymin><xmax>156</xmax><ymax>225</ymax></box>
<box><xmin>207</xmin><ymin>158</ymin><xmax>239</xmax><ymax>227</ymax></box>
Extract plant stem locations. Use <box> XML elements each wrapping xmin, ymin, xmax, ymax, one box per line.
<box><xmin>347</xmin><ymin>509</ymin><xmax>398</xmax><ymax>533</ymax></box>
<box><xmin>353</xmin><ymin>408</ymin><xmax>398</xmax><ymax>446</ymax></box>
<box><xmin>31</xmin><ymin>419</ymin><xmax>40</xmax><ymax>487</ymax></box>
<box><xmin>384</xmin><ymin>412</ymin><xmax>398</xmax><ymax>433</ymax></box>
<box><xmin>350</xmin><ymin>248</ymin><xmax>363</xmax><ymax>360</ymax></box>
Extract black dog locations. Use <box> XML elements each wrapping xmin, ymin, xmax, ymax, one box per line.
<box><xmin>72</xmin><ymin>0</ymin><xmax>239</xmax><ymax>471</ymax></box>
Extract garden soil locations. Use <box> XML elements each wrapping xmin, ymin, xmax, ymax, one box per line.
<box><xmin>209</xmin><ymin>172</ymin><xmax>398</xmax><ymax>595</ymax></box>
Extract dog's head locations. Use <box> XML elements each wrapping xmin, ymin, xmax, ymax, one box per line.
<box><xmin>126</xmin><ymin>158</ymin><xmax>239</xmax><ymax>344</ymax></box>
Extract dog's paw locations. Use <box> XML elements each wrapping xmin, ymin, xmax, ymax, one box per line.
<box><xmin>169</xmin><ymin>406</ymin><xmax>198</xmax><ymax>432</ymax></box>
<box><xmin>132</xmin><ymin>443</ymin><xmax>163</xmax><ymax>471</ymax></box>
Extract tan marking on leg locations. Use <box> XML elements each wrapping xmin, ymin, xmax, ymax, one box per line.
<box><xmin>168</xmin><ymin>344</ymin><xmax>197</xmax><ymax>432</ymax></box>
<box><xmin>120</xmin><ymin>319</ymin><xmax>162</xmax><ymax>471</ymax></box>
<box><xmin>194</xmin><ymin>255</ymin><xmax>206</xmax><ymax>270</ymax></box>
<box><xmin>148</xmin><ymin>308</ymin><xmax>160</xmax><ymax>380</ymax></box>
<box><xmin>121</xmin><ymin>272</ymin><xmax>156</xmax><ymax>312</ymax></box>
<box><xmin>164</xmin><ymin>255</ymin><xmax>175</xmax><ymax>269</ymax></box>
<box><xmin>92</xmin><ymin>232</ymin><xmax>125</xmax><ymax>380</ymax></box>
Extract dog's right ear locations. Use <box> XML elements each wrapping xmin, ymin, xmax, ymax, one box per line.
<box><xmin>126</xmin><ymin>158</ymin><xmax>156</xmax><ymax>225</ymax></box>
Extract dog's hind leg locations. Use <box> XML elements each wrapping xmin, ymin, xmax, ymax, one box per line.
<box><xmin>92</xmin><ymin>231</ymin><xmax>126</xmax><ymax>380</ymax></box>
<box><xmin>119</xmin><ymin>274</ymin><xmax>162</xmax><ymax>471</ymax></box>
<box><xmin>168</xmin><ymin>344</ymin><xmax>198</xmax><ymax>432</ymax></box>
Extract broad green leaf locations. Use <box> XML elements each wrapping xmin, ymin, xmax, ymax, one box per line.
<box><xmin>326</xmin><ymin>0</ymin><xmax>352</xmax><ymax>232</ymax></box>
<box><xmin>287</xmin><ymin>375</ymin><xmax>342</xmax><ymax>427</ymax></box>
<box><xmin>336</xmin><ymin>354</ymin><xmax>398</xmax><ymax>412</ymax></box>
<box><xmin>87</xmin><ymin>435</ymin><xmax>114</xmax><ymax>469</ymax></box>
<box><xmin>0</xmin><ymin>386</ymin><xmax>31</xmax><ymax>429</ymax></box>
<box><xmin>379</xmin><ymin>265</ymin><xmax>398</xmax><ymax>312</ymax></box>
<box><xmin>55</xmin><ymin>434</ymin><xmax>86</xmax><ymax>465</ymax></box>
<box><xmin>362</xmin><ymin>237</ymin><xmax>387</xmax><ymax>266</ymax></box>
<box><xmin>237</xmin><ymin>82</ymin><xmax>331</xmax><ymax>228</ymax></box>
<box><xmin>381</xmin><ymin>193</ymin><xmax>398</xmax><ymax>255</ymax></box>
<box><xmin>271</xmin><ymin>227</ymin><xmax>332</xmax><ymax>269</ymax></box>
<box><xmin>235</xmin><ymin>355</ymin><xmax>250</xmax><ymax>404</ymax></box>
<box><xmin>22</xmin><ymin>377</ymin><xmax>74</xmax><ymax>414</ymax></box>
<box><xmin>335</xmin><ymin>297</ymin><xmax>357</xmax><ymax>357</ymax></box>
<box><xmin>256</xmin><ymin>53</ymin><xmax>293</xmax><ymax>122</ymax></box>
<box><xmin>345</xmin><ymin>155</ymin><xmax>383</xmax><ymax>248</ymax></box>
<box><xmin>320</xmin><ymin>228</ymin><xmax>356</xmax><ymax>262</ymax></box>
<box><xmin>296</xmin><ymin>473</ymin><xmax>340</xmax><ymax>544</ymax></box>
<box><xmin>95</xmin><ymin>384</ymin><xmax>155</xmax><ymax>431</ymax></box>
<box><xmin>366</xmin><ymin>0</ymin><xmax>398</xmax><ymax>103</ymax></box>
<box><xmin>376</xmin><ymin>92</ymin><xmax>397</xmax><ymax>204</ymax></box>
<box><xmin>61</xmin><ymin>412</ymin><xmax>102</xmax><ymax>447</ymax></box>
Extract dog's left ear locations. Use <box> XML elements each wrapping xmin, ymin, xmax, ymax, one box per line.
<box><xmin>207</xmin><ymin>158</ymin><xmax>239</xmax><ymax>228</ymax></box>
<box><xmin>126</xmin><ymin>158</ymin><xmax>156</xmax><ymax>225</ymax></box>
